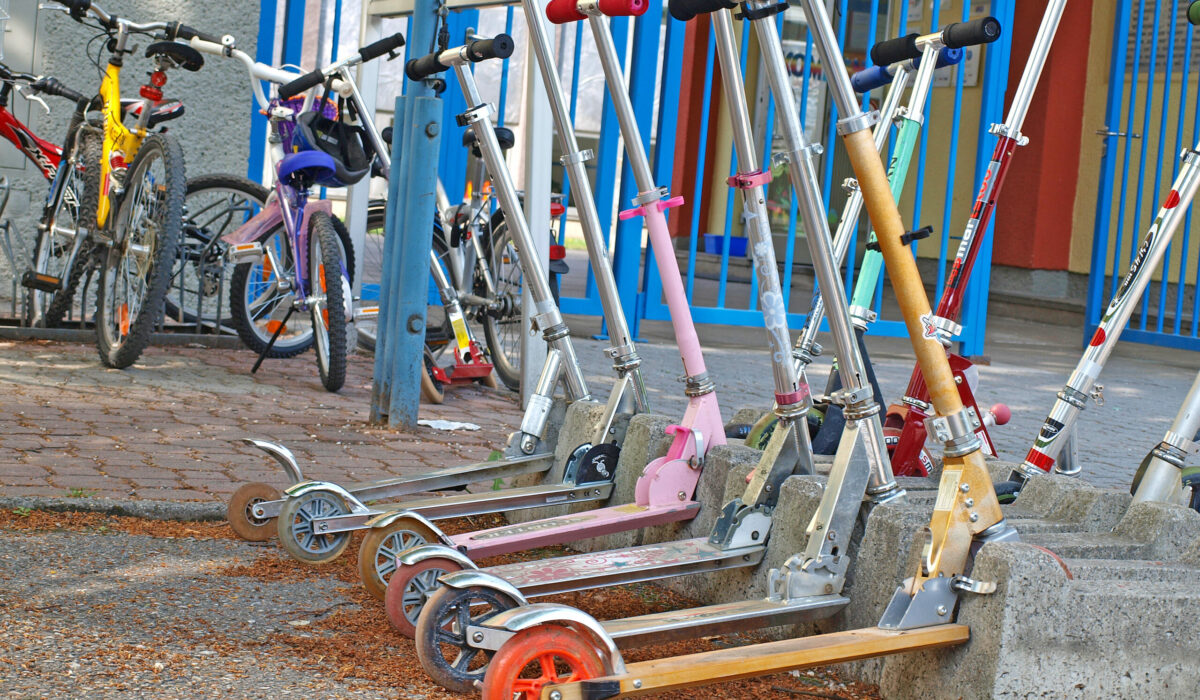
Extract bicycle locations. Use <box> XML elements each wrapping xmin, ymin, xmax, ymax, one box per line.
<box><xmin>41</xmin><ymin>0</ymin><xmax>218</xmax><ymax>368</ymax></box>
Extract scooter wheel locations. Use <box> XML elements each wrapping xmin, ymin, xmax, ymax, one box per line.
<box><xmin>415</xmin><ymin>583</ymin><xmax>519</xmax><ymax>692</ymax></box>
<box><xmin>882</xmin><ymin>426</ymin><xmax>935</xmax><ymax>477</ymax></box>
<box><xmin>744</xmin><ymin>412</ymin><xmax>777</xmax><ymax>450</ymax></box>
<box><xmin>227</xmin><ymin>482</ymin><xmax>280</xmax><ymax>542</ymax></box>
<box><xmin>358</xmin><ymin>517</ymin><xmax>441</xmax><ymax>601</ymax></box>
<box><xmin>275</xmin><ymin>489</ymin><xmax>352</xmax><ymax>565</ymax></box>
<box><xmin>481</xmin><ymin>625</ymin><xmax>606</xmax><ymax>700</ymax></box>
<box><xmin>385</xmin><ymin>556</ymin><xmax>465</xmax><ymax>637</ymax></box>
<box><xmin>993</xmin><ymin>480</ymin><xmax>1022</xmax><ymax>505</ymax></box>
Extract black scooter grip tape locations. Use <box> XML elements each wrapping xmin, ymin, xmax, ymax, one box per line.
<box><xmin>870</xmin><ymin>33</ymin><xmax>920</xmax><ymax>66</ymax></box>
<box><xmin>277</xmin><ymin>69</ymin><xmax>325</xmax><ymax>100</ymax></box>
<box><xmin>466</xmin><ymin>35</ymin><xmax>515</xmax><ymax>63</ymax></box>
<box><xmin>359</xmin><ymin>32</ymin><xmax>406</xmax><ymax>62</ymax></box>
<box><xmin>941</xmin><ymin>17</ymin><xmax>1002</xmax><ymax>49</ymax></box>
<box><xmin>1189</xmin><ymin>0</ymin><xmax>1200</xmax><ymax>25</ymax></box>
<box><xmin>667</xmin><ymin>0</ymin><xmax>735</xmax><ymax>22</ymax></box>
<box><xmin>405</xmin><ymin>53</ymin><xmax>448</xmax><ymax>81</ymax></box>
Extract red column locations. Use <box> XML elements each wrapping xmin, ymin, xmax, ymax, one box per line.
<box><xmin>669</xmin><ymin>17</ymin><xmax>721</xmax><ymax>238</ymax></box>
<box><xmin>991</xmin><ymin>0</ymin><xmax>1093</xmax><ymax>270</ymax></box>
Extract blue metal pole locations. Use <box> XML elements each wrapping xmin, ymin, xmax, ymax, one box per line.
<box><xmin>370</xmin><ymin>0</ymin><xmax>443</xmax><ymax>428</ymax></box>
<box><xmin>248</xmin><ymin>0</ymin><xmax>282</xmax><ymax>183</ymax></box>
<box><xmin>437</xmin><ymin>10</ymin><xmax>480</xmax><ymax>199</ymax></box>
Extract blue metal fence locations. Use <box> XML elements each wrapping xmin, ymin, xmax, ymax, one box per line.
<box><xmin>1088</xmin><ymin>0</ymin><xmax>1200</xmax><ymax>351</ymax></box>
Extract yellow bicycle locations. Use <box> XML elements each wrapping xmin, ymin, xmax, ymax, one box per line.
<box><xmin>44</xmin><ymin>0</ymin><xmax>216</xmax><ymax>367</ymax></box>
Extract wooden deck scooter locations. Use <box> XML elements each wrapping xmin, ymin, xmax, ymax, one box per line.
<box><xmin>473</xmin><ymin>3</ymin><xmax>1026</xmax><ymax>697</ymax></box>
<box><xmin>407</xmin><ymin>2</ymin><xmax>905</xmax><ymax>691</ymax></box>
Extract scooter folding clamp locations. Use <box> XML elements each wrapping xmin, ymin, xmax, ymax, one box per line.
<box><xmin>988</xmin><ymin>122</ymin><xmax>1029</xmax><ymax>146</ymax></box>
<box><xmin>1057</xmin><ymin>385</ymin><xmax>1089</xmax><ymax>410</ymax></box>
<box><xmin>1154</xmin><ymin>431</ymin><xmax>1200</xmax><ymax>468</ymax></box>
<box><xmin>841</xmin><ymin>177</ymin><xmax>859</xmax><ymax>194</ymax></box>
<box><xmin>734</xmin><ymin>0</ymin><xmax>788</xmax><ymax>21</ymax></box>
<box><xmin>454</xmin><ymin>103</ymin><xmax>493</xmax><ymax>127</ymax></box>
<box><xmin>894</xmin><ymin>104</ymin><xmax>924</xmax><ymax>127</ymax></box>
<box><xmin>1183</xmin><ymin>148</ymin><xmax>1200</xmax><ymax>165</ymax></box>
<box><xmin>878</xmin><ymin>574</ymin><xmax>960</xmax><ymax>630</ymax></box>
<box><xmin>827</xmin><ymin>385</ymin><xmax>874</xmax><ymax>408</ymax></box>
<box><xmin>949</xmin><ymin>573</ymin><xmax>996</xmax><ymax>595</ymax></box>
<box><xmin>924</xmin><ymin>406</ymin><xmax>983</xmax><ymax>458</ymax></box>
<box><xmin>680</xmin><ymin>371</ymin><xmax>716</xmax><ymax>397</ymax></box>
<box><xmin>767</xmin><ymin>550</ymin><xmax>845</xmax><ymax>600</ymax></box>
<box><xmin>848</xmin><ymin>304</ymin><xmax>877</xmax><ymax>327</ymax></box>
<box><xmin>917</xmin><ymin>312</ymin><xmax>962</xmax><ymax>346</ymax></box>
<box><xmin>727</xmin><ymin>169</ymin><xmax>773</xmax><ymax>189</ymax></box>
<box><xmin>559</xmin><ymin>148</ymin><xmax>594</xmax><ymax>165</ymax></box>
<box><xmin>836</xmin><ymin>109</ymin><xmax>879</xmax><ymax>135</ymax></box>
<box><xmin>539</xmin><ymin>319</ymin><xmax>571</xmax><ymax>341</ymax></box>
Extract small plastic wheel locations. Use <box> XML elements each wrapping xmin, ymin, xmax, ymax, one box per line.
<box><xmin>744</xmin><ymin>412</ymin><xmax>777</xmax><ymax>450</ymax></box>
<box><xmin>226</xmin><ymin>482</ymin><xmax>281</xmax><ymax>542</ymax></box>
<box><xmin>415</xmin><ymin>584</ymin><xmax>519</xmax><ymax>692</ymax></box>
<box><xmin>994</xmin><ymin>480</ymin><xmax>1022</xmax><ymax>505</ymax></box>
<box><xmin>275</xmin><ymin>489</ymin><xmax>352</xmax><ymax>565</ymax></box>
<box><xmin>882</xmin><ymin>426</ymin><xmax>935</xmax><ymax>477</ymax></box>
<box><xmin>385</xmin><ymin>556</ymin><xmax>465</xmax><ymax>637</ymax></box>
<box><xmin>357</xmin><ymin>517</ymin><xmax>441</xmax><ymax>601</ymax></box>
<box><xmin>481</xmin><ymin>625</ymin><xmax>606</xmax><ymax>700</ymax></box>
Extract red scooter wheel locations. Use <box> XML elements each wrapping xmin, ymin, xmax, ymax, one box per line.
<box><xmin>482</xmin><ymin>625</ymin><xmax>607</xmax><ymax>700</ymax></box>
<box><xmin>384</xmin><ymin>556</ymin><xmax>464</xmax><ymax>637</ymax></box>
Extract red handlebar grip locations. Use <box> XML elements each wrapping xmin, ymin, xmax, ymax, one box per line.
<box><xmin>597</xmin><ymin>0</ymin><xmax>649</xmax><ymax>17</ymax></box>
<box><xmin>545</xmin><ymin>0</ymin><xmax>586</xmax><ymax>24</ymax></box>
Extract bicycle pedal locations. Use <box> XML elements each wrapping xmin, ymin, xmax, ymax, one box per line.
<box><xmin>21</xmin><ymin>270</ymin><xmax>62</xmax><ymax>292</ymax></box>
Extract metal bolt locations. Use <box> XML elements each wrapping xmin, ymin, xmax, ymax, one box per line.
<box><xmin>955</xmin><ymin>376</ymin><xmax>963</xmax><ymax>384</ymax></box>
<box><xmin>407</xmin><ymin>315</ymin><xmax>425</xmax><ymax>333</ymax></box>
<box><xmin>936</xmin><ymin>605</ymin><xmax>948</xmax><ymax>616</ymax></box>
<box><xmin>425</xmin><ymin>121</ymin><xmax>440</xmax><ymax>137</ymax></box>
<box><xmin>633</xmin><ymin>680</ymin><xmax>643</xmax><ymax>689</ymax></box>
<box><xmin>472</xmin><ymin>632</ymin><xmax>484</xmax><ymax>643</ymax></box>
<box><xmin>824</xmin><ymin>583</ymin><xmax>834</xmax><ymax>594</ymax></box>
<box><xmin>677</xmin><ymin>491</ymin><xmax>686</xmax><ymax>501</ymax></box>
<box><xmin>751</xmin><ymin>531</ymin><xmax>760</xmax><ymax>540</ymax></box>
<box><xmin>969</xmin><ymin>512</ymin><xmax>979</xmax><ymax>522</ymax></box>
<box><xmin>609</xmin><ymin>427</ymin><xmax>617</xmax><ymax>434</ymax></box>
<box><xmin>960</xmin><ymin>483</ymin><xmax>971</xmax><ymax>493</ymax></box>
<box><xmin>550</xmin><ymin>692</ymin><xmax>563</xmax><ymax>700</ymax></box>
<box><xmin>964</xmin><ymin>498</ymin><xmax>975</xmax><ymax>507</ymax></box>
<box><xmin>765</xmin><ymin>484</ymin><xmax>773</xmax><ymax>492</ymax></box>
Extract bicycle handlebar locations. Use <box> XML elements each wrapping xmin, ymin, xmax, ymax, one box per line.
<box><xmin>870</xmin><ymin>17</ymin><xmax>1001</xmax><ymax>66</ymax></box>
<box><xmin>277</xmin><ymin>69</ymin><xmax>326</xmax><ymax>100</ymax></box>
<box><xmin>188</xmin><ymin>37</ymin><xmax>352</xmax><ymax>109</ymax></box>
<box><xmin>359</xmin><ymin>32</ymin><xmax>406</xmax><ymax>63</ymax></box>
<box><xmin>30</xmin><ymin>76</ymin><xmax>86</xmax><ymax>103</ymax></box>
<box><xmin>851</xmin><ymin>46</ymin><xmax>963</xmax><ymax>93</ymax></box>
<box><xmin>406</xmin><ymin>35</ymin><xmax>514</xmax><ymax>81</ymax></box>
<box><xmin>166</xmin><ymin>22</ymin><xmax>226</xmax><ymax>46</ymax></box>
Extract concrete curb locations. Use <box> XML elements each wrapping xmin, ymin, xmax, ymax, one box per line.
<box><xmin>0</xmin><ymin>496</ymin><xmax>225</xmax><ymax>522</ymax></box>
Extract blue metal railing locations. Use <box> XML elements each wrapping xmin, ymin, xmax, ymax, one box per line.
<box><xmin>1088</xmin><ymin>0</ymin><xmax>1200</xmax><ymax>351</ymax></box>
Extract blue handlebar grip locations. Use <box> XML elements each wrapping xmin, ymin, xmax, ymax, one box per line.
<box><xmin>936</xmin><ymin>46</ymin><xmax>964</xmax><ymax>68</ymax></box>
<box><xmin>852</xmin><ymin>64</ymin><xmax>893</xmax><ymax>94</ymax></box>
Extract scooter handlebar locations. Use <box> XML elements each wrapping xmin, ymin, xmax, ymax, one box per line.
<box><xmin>870</xmin><ymin>33</ymin><xmax>919</xmax><ymax>66</ymax></box>
<box><xmin>667</xmin><ymin>0</ymin><xmax>736</xmax><ymax>22</ymax></box>
<box><xmin>597</xmin><ymin>0</ymin><xmax>650</xmax><ymax>18</ymax></box>
<box><xmin>545</xmin><ymin>0</ymin><xmax>586</xmax><ymax>23</ymax></box>
<box><xmin>852</xmin><ymin>46</ymin><xmax>964</xmax><ymax>93</ymax></box>
<box><xmin>465</xmin><ymin>35</ymin><xmax>514</xmax><ymax>62</ymax></box>
<box><xmin>405</xmin><ymin>53</ymin><xmax>446</xmax><ymax>81</ymax></box>
<box><xmin>942</xmin><ymin>17</ymin><xmax>1002</xmax><ymax>50</ymax></box>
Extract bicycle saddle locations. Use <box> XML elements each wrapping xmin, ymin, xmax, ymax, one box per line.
<box><xmin>277</xmin><ymin>149</ymin><xmax>337</xmax><ymax>185</ymax></box>
<box><xmin>145</xmin><ymin>41</ymin><xmax>204</xmax><ymax>72</ymax></box>
<box><xmin>462</xmin><ymin>126</ymin><xmax>514</xmax><ymax>153</ymax></box>
<box><xmin>120</xmin><ymin>98</ymin><xmax>185</xmax><ymax>128</ymax></box>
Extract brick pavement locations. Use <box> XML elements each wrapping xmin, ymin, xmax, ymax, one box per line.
<box><xmin>0</xmin><ymin>339</ymin><xmax>523</xmax><ymax>502</ymax></box>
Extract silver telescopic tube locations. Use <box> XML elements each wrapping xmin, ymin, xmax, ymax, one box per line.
<box><xmin>793</xmin><ymin>66</ymin><xmax>911</xmax><ymax>360</ymax></box>
<box><xmin>751</xmin><ymin>6</ymin><xmax>898</xmax><ymax>500</ymax></box>
<box><xmin>798</xmin><ymin>0</ymin><xmax>863</xmax><ymax>123</ymax></box>
<box><xmin>520</xmin><ymin>0</ymin><xmax>648</xmax><ymax>412</ymax></box>
<box><xmin>906</xmin><ymin>45</ymin><xmax>940</xmax><ymax>123</ymax></box>
<box><xmin>1132</xmin><ymin>370</ymin><xmax>1200</xmax><ymax>505</ymax></box>
<box><xmin>711</xmin><ymin>11</ymin><xmax>800</xmax><ymax>399</ymax></box>
<box><xmin>453</xmin><ymin>64</ymin><xmax>590</xmax><ymax>401</ymax></box>
<box><xmin>587</xmin><ymin>16</ymin><xmax>655</xmax><ymax>190</ymax></box>
<box><xmin>1004</xmin><ymin>0</ymin><xmax>1067</xmax><ymax>135</ymax></box>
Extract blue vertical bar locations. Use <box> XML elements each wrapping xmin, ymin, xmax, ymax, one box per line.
<box><xmin>248</xmin><ymin>0</ymin><xmax>279</xmax><ymax>183</ymax></box>
<box><xmin>1132</xmin><ymin>0</ymin><xmax>1164</xmax><ymax>329</ymax></box>
<box><xmin>330</xmin><ymin>0</ymin><xmax>342</xmax><ymax>61</ymax></box>
<box><xmin>437</xmin><ymin>11</ymin><xmax>480</xmax><ymax>201</ymax></box>
<box><xmin>685</xmin><ymin>31</ymin><xmax>717</xmax><ymax>302</ymax></box>
<box><xmin>1171</xmin><ymin>12</ymin><xmax>1193</xmax><ymax>335</ymax></box>
<box><xmin>1153</xmin><ymin>0</ymin><xmax>1179</xmax><ymax>333</ymax></box>
<box><xmin>497</xmin><ymin>7</ymin><xmax>515</xmax><ymax>128</ymax></box>
<box><xmin>592</xmin><ymin>20</ymin><xmax>626</xmax><ymax>311</ymax></box>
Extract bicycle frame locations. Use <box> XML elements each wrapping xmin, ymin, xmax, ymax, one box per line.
<box><xmin>0</xmin><ymin>99</ymin><xmax>62</xmax><ymax>180</ymax></box>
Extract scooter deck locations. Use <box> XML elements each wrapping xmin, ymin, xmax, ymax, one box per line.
<box><xmin>600</xmin><ymin>594</ymin><xmax>849</xmax><ymax>647</ymax></box>
<box><xmin>449</xmin><ymin>501</ymin><xmax>702</xmax><ymax>559</ymax></box>
<box><xmin>482</xmin><ymin>536</ymin><xmax>764</xmax><ymax>597</ymax></box>
<box><xmin>546</xmin><ymin>624</ymin><xmax>969</xmax><ymax>699</ymax></box>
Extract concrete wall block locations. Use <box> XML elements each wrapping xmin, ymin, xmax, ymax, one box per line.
<box><xmin>1112</xmin><ymin>501</ymin><xmax>1200</xmax><ymax>559</ymax></box>
<box><xmin>503</xmin><ymin>398</ymin><xmax>570</xmax><ymax>525</ymax></box>
<box><xmin>729</xmin><ymin>406</ymin><xmax>767</xmax><ymax>430</ymax></box>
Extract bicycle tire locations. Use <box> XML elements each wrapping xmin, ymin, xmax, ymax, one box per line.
<box><xmin>229</xmin><ymin>209</ymin><xmax>354</xmax><ymax>358</ymax></box>
<box><xmin>310</xmin><ymin>211</ymin><xmax>348</xmax><ymax>392</ymax></box>
<box><xmin>482</xmin><ymin>217</ymin><xmax>524</xmax><ymax>392</ymax></box>
<box><xmin>164</xmin><ymin>175</ymin><xmax>269</xmax><ymax>327</ymax></box>
<box><xmin>95</xmin><ymin>133</ymin><xmax>185</xmax><ymax>369</ymax></box>
<box><xmin>28</xmin><ymin>130</ymin><xmax>102</xmax><ymax>328</ymax></box>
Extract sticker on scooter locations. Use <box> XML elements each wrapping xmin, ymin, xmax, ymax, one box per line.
<box><xmin>920</xmin><ymin>313</ymin><xmax>940</xmax><ymax>341</ymax></box>
<box><xmin>576</xmin><ymin>443</ymin><xmax>621</xmax><ymax>483</ymax></box>
<box><xmin>1038</xmin><ymin>418</ymin><xmax>1065</xmax><ymax>442</ymax></box>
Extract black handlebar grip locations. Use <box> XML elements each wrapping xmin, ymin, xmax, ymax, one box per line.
<box><xmin>64</xmin><ymin>0</ymin><xmax>92</xmax><ymax>21</ymax></box>
<box><xmin>667</xmin><ymin>0</ymin><xmax>736</xmax><ymax>22</ymax></box>
<box><xmin>870</xmin><ymin>33</ymin><xmax>920</xmax><ymax>66</ymax></box>
<box><xmin>168</xmin><ymin>22</ymin><xmax>223</xmax><ymax>44</ymax></box>
<box><xmin>940</xmin><ymin>17</ymin><xmax>1002</xmax><ymax>49</ymax></box>
<box><xmin>277</xmin><ymin>69</ymin><xmax>326</xmax><ymax>100</ymax></box>
<box><xmin>1189</xmin><ymin>1</ymin><xmax>1200</xmax><ymax>25</ymax></box>
<box><xmin>465</xmin><ymin>34</ymin><xmax>514</xmax><ymax>63</ymax></box>
<box><xmin>359</xmin><ymin>32</ymin><xmax>405</xmax><ymax>62</ymax></box>
<box><xmin>38</xmin><ymin>77</ymin><xmax>85</xmax><ymax>103</ymax></box>
<box><xmin>405</xmin><ymin>53</ymin><xmax>448</xmax><ymax>81</ymax></box>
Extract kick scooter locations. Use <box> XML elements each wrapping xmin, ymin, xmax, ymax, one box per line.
<box><xmin>408</xmin><ymin>4</ymin><xmax>909</xmax><ymax>692</ymax></box>
<box><xmin>210</xmin><ymin>32</ymin><xmax>653</xmax><ymax>577</ymax></box>
<box><xmin>1131</xmin><ymin>368</ymin><xmax>1200</xmax><ymax>509</ymax></box>
<box><xmin>475</xmin><ymin>5</ymin><xmax>1023</xmax><ymax>696</ymax></box>
<box><xmin>1011</xmin><ymin>0</ymin><xmax>1197</xmax><ymax>489</ymax></box>
<box><xmin>379</xmin><ymin>0</ymin><xmax>839</xmax><ymax>648</ymax></box>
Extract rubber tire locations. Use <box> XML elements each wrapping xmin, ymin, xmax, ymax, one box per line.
<box><xmin>275</xmin><ymin>489</ymin><xmax>353</xmax><ymax>565</ymax></box>
<box><xmin>226</xmin><ymin>481</ymin><xmax>281</xmax><ymax>542</ymax></box>
<box><xmin>309</xmin><ymin>212</ymin><xmax>348</xmax><ymax>392</ymax></box>
<box><xmin>95</xmin><ymin>133</ymin><xmax>185</xmax><ymax>369</ymax></box>
<box><xmin>29</xmin><ymin>131</ymin><xmax>102</xmax><ymax>328</ymax></box>
<box><xmin>994</xmin><ymin>480</ymin><xmax>1022</xmax><ymax>505</ymax></box>
<box><xmin>165</xmin><ymin>175</ymin><xmax>269</xmax><ymax>326</ymax></box>
<box><xmin>420</xmin><ymin>345</ymin><xmax>446</xmax><ymax>404</ymax></box>
<box><xmin>357</xmin><ymin>517</ymin><xmax>441</xmax><ymax>601</ymax></box>
<box><xmin>415</xmin><ymin>584</ymin><xmax>520</xmax><ymax>692</ymax></box>
<box><xmin>384</xmin><ymin>555</ymin><xmax>465</xmax><ymax>637</ymax></box>
<box><xmin>481</xmin><ymin>218</ymin><xmax>523</xmax><ymax>392</ymax></box>
<box><xmin>481</xmin><ymin>625</ymin><xmax>607</xmax><ymax>700</ymax></box>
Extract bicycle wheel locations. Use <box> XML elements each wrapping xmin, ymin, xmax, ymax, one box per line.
<box><xmin>95</xmin><ymin>133</ymin><xmax>185</xmax><ymax>369</ymax></box>
<box><xmin>164</xmin><ymin>175</ymin><xmax>268</xmax><ymax>329</ymax></box>
<box><xmin>357</xmin><ymin>202</ymin><xmax>453</xmax><ymax>353</ymax></box>
<box><xmin>309</xmin><ymin>211</ymin><xmax>349</xmax><ymax>392</ymax></box>
<box><xmin>482</xmin><ymin>217</ymin><xmax>525</xmax><ymax>392</ymax></box>
<box><xmin>27</xmin><ymin>130</ymin><xmax>102</xmax><ymax>328</ymax></box>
